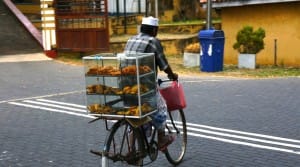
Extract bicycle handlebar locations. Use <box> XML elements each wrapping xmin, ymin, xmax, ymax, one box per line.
<box><xmin>158</xmin><ymin>78</ymin><xmax>177</xmax><ymax>86</ymax></box>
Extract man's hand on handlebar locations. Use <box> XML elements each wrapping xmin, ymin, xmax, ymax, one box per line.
<box><xmin>168</xmin><ymin>73</ymin><xmax>178</xmax><ymax>81</ymax></box>
<box><xmin>164</xmin><ymin>66</ymin><xmax>178</xmax><ymax>81</ymax></box>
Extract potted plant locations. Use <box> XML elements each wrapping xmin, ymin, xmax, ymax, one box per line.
<box><xmin>183</xmin><ymin>43</ymin><xmax>200</xmax><ymax>67</ymax></box>
<box><xmin>233</xmin><ymin>26</ymin><xmax>266</xmax><ymax>69</ymax></box>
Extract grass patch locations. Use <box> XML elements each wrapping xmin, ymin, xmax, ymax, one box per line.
<box><xmin>167</xmin><ymin>55</ymin><xmax>300</xmax><ymax>78</ymax></box>
<box><xmin>55</xmin><ymin>52</ymin><xmax>84</xmax><ymax>65</ymax></box>
<box><xmin>55</xmin><ymin>52</ymin><xmax>300</xmax><ymax>78</ymax></box>
<box><xmin>219</xmin><ymin>65</ymin><xmax>299</xmax><ymax>78</ymax></box>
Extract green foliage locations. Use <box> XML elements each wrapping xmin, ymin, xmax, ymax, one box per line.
<box><xmin>233</xmin><ymin>26</ymin><xmax>266</xmax><ymax>54</ymax></box>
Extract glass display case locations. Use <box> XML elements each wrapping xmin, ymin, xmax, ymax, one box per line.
<box><xmin>83</xmin><ymin>53</ymin><xmax>157</xmax><ymax>119</ymax></box>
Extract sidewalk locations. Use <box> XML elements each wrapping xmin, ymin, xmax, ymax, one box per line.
<box><xmin>0</xmin><ymin>52</ymin><xmax>52</xmax><ymax>63</ymax></box>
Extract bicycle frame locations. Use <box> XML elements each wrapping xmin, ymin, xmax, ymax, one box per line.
<box><xmin>90</xmin><ymin>79</ymin><xmax>187</xmax><ymax>166</ymax></box>
<box><xmin>126</xmin><ymin>117</ymin><xmax>159</xmax><ymax>164</ymax></box>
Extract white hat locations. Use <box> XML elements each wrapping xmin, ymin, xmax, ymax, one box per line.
<box><xmin>142</xmin><ymin>16</ymin><xmax>159</xmax><ymax>26</ymax></box>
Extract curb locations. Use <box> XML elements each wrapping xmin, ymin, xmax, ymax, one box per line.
<box><xmin>0</xmin><ymin>52</ymin><xmax>52</xmax><ymax>63</ymax></box>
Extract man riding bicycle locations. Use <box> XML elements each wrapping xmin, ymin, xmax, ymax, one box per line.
<box><xmin>124</xmin><ymin>16</ymin><xmax>178</xmax><ymax>151</ymax></box>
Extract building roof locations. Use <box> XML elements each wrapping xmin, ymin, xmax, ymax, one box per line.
<box><xmin>200</xmin><ymin>0</ymin><xmax>300</xmax><ymax>8</ymax></box>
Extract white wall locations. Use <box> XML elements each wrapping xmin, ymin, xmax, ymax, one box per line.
<box><xmin>108</xmin><ymin>0</ymin><xmax>146</xmax><ymax>13</ymax></box>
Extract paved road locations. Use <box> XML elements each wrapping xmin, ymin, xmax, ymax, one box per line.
<box><xmin>0</xmin><ymin>57</ymin><xmax>299</xmax><ymax>167</ymax></box>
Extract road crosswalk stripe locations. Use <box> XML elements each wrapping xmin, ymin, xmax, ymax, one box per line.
<box><xmin>7</xmin><ymin>98</ymin><xmax>300</xmax><ymax>155</ymax></box>
<box><xmin>23</xmin><ymin>100</ymin><xmax>87</xmax><ymax>113</ymax></box>
<box><xmin>9</xmin><ymin>101</ymin><xmax>93</xmax><ymax>119</ymax></box>
<box><xmin>188</xmin><ymin>131</ymin><xmax>300</xmax><ymax>155</ymax></box>
<box><xmin>166</xmin><ymin>124</ymin><xmax>300</xmax><ymax>155</ymax></box>
<box><xmin>168</xmin><ymin>123</ymin><xmax>300</xmax><ymax>149</ymax></box>
<box><xmin>189</xmin><ymin>126</ymin><xmax>300</xmax><ymax>148</ymax></box>
<box><xmin>36</xmin><ymin>99</ymin><xmax>86</xmax><ymax>108</ymax></box>
<box><xmin>186</xmin><ymin>122</ymin><xmax>300</xmax><ymax>144</ymax></box>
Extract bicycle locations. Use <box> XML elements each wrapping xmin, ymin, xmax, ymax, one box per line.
<box><xmin>89</xmin><ymin>79</ymin><xmax>187</xmax><ymax>166</ymax></box>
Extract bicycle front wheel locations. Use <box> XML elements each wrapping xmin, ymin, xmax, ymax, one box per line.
<box><xmin>102</xmin><ymin>119</ymin><xmax>145</xmax><ymax>167</ymax></box>
<box><xmin>164</xmin><ymin>109</ymin><xmax>187</xmax><ymax>165</ymax></box>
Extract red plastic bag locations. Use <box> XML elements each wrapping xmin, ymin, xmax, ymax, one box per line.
<box><xmin>159</xmin><ymin>81</ymin><xmax>186</xmax><ymax>111</ymax></box>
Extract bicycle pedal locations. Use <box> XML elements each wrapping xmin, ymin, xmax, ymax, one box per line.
<box><xmin>159</xmin><ymin>146</ymin><xmax>168</xmax><ymax>153</ymax></box>
<box><xmin>90</xmin><ymin>150</ymin><xmax>103</xmax><ymax>156</ymax></box>
<box><xmin>124</xmin><ymin>152</ymin><xmax>144</xmax><ymax>164</ymax></box>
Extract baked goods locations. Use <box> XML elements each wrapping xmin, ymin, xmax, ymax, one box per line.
<box><xmin>86</xmin><ymin>84</ymin><xmax>123</xmax><ymax>95</ymax></box>
<box><xmin>86</xmin><ymin>65</ymin><xmax>151</xmax><ymax>76</ymax></box>
<box><xmin>83</xmin><ymin>55</ymin><xmax>157</xmax><ymax>118</ymax></box>
<box><xmin>117</xmin><ymin>106</ymin><xmax>139</xmax><ymax>116</ymax></box>
<box><xmin>86</xmin><ymin>66</ymin><xmax>121</xmax><ymax>76</ymax></box>
<box><xmin>87</xmin><ymin>84</ymin><xmax>150</xmax><ymax>95</ymax></box>
<box><xmin>116</xmin><ymin>103</ymin><xmax>153</xmax><ymax>116</ymax></box>
<box><xmin>88</xmin><ymin>103</ymin><xmax>153</xmax><ymax>116</ymax></box>
<box><xmin>88</xmin><ymin>104</ymin><xmax>114</xmax><ymax>114</ymax></box>
<box><xmin>122</xmin><ymin>84</ymin><xmax>149</xmax><ymax>94</ymax></box>
<box><xmin>121</xmin><ymin>65</ymin><xmax>152</xmax><ymax>75</ymax></box>
<box><xmin>141</xmin><ymin>103</ymin><xmax>153</xmax><ymax>113</ymax></box>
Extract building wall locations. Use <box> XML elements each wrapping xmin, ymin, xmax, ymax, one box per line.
<box><xmin>222</xmin><ymin>2</ymin><xmax>300</xmax><ymax>67</ymax></box>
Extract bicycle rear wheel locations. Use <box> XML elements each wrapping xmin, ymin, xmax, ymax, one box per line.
<box><xmin>164</xmin><ymin>109</ymin><xmax>187</xmax><ymax>165</ymax></box>
<box><xmin>102</xmin><ymin>119</ymin><xmax>145</xmax><ymax>167</ymax></box>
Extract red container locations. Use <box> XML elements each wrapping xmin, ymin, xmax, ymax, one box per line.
<box><xmin>159</xmin><ymin>81</ymin><xmax>186</xmax><ymax>111</ymax></box>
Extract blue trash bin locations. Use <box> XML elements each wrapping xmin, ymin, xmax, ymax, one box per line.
<box><xmin>198</xmin><ymin>30</ymin><xmax>225</xmax><ymax>72</ymax></box>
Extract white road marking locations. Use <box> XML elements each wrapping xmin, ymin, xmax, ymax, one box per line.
<box><xmin>36</xmin><ymin>99</ymin><xmax>86</xmax><ymax>108</ymax></box>
<box><xmin>8</xmin><ymin>101</ymin><xmax>93</xmax><ymax>119</ymax></box>
<box><xmin>186</xmin><ymin>122</ymin><xmax>300</xmax><ymax>143</ymax></box>
<box><xmin>0</xmin><ymin>90</ymin><xmax>84</xmax><ymax>104</ymax></box>
<box><xmin>188</xmin><ymin>131</ymin><xmax>300</xmax><ymax>155</ymax></box>
<box><xmin>7</xmin><ymin>98</ymin><xmax>300</xmax><ymax>155</ymax></box>
<box><xmin>168</xmin><ymin>120</ymin><xmax>300</xmax><ymax>144</ymax></box>
<box><xmin>23</xmin><ymin>100</ymin><xmax>86</xmax><ymax>113</ymax></box>
<box><xmin>187</xmin><ymin>126</ymin><xmax>300</xmax><ymax>148</ymax></box>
